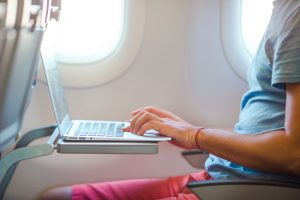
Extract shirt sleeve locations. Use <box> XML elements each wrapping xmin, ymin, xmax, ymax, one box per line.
<box><xmin>272</xmin><ymin>7</ymin><xmax>300</xmax><ymax>88</ymax></box>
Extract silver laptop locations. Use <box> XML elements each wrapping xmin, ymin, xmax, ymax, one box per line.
<box><xmin>40</xmin><ymin>34</ymin><xmax>171</xmax><ymax>142</ymax></box>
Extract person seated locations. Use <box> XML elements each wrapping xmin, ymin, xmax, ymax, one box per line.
<box><xmin>39</xmin><ymin>0</ymin><xmax>300</xmax><ymax>199</ymax></box>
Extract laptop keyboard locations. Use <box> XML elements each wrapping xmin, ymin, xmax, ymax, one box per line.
<box><xmin>75</xmin><ymin>122</ymin><xmax>124</xmax><ymax>137</ymax></box>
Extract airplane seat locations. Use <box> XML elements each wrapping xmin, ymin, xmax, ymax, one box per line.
<box><xmin>0</xmin><ymin>0</ymin><xmax>39</xmax><ymax>154</ymax></box>
<box><xmin>182</xmin><ymin>150</ymin><xmax>300</xmax><ymax>200</ymax></box>
<box><xmin>0</xmin><ymin>0</ymin><xmax>62</xmax><ymax>154</ymax></box>
<box><xmin>0</xmin><ymin>0</ymin><xmax>60</xmax><ymax>199</ymax></box>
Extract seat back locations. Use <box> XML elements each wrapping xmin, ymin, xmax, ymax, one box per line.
<box><xmin>0</xmin><ymin>30</ymin><xmax>43</xmax><ymax>153</ymax></box>
<box><xmin>0</xmin><ymin>0</ymin><xmax>60</xmax><ymax>153</ymax></box>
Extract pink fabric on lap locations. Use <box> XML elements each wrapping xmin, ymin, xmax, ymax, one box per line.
<box><xmin>72</xmin><ymin>170</ymin><xmax>212</xmax><ymax>200</ymax></box>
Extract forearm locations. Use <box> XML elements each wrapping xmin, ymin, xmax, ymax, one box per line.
<box><xmin>197</xmin><ymin>128</ymin><xmax>300</xmax><ymax>176</ymax></box>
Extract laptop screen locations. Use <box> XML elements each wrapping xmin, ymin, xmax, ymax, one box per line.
<box><xmin>40</xmin><ymin>32</ymin><xmax>71</xmax><ymax>135</ymax></box>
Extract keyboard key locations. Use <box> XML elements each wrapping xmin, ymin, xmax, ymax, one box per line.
<box><xmin>75</xmin><ymin>122</ymin><xmax>83</xmax><ymax>136</ymax></box>
<box><xmin>97</xmin><ymin>122</ymin><xmax>108</xmax><ymax>136</ymax></box>
<box><xmin>106</xmin><ymin>123</ymin><xmax>115</xmax><ymax>137</ymax></box>
<box><xmin>88</xmin><ymin>122</ymin><xmax>99</xmax><ymax>136</ymax></box>
<box><xmin>79</xmin><ymin>122</ymin><xmax>91</xmax><ymax>136</ymax></box>
<box><xmin>115</xmin><ymin>124</ymin><xmax>124</xmax><ymax>137</ymax></box>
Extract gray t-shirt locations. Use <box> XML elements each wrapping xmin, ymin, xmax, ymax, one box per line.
<box><xmin>205</xmin><ymin>0</ymin><xmax>300</xmax><ymax>183</ymax></box>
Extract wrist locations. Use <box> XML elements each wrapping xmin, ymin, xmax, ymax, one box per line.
<box><xmin>194</xmin><ymin>127</ymin><xmax>205</xmax><ymax>149</ymax></box>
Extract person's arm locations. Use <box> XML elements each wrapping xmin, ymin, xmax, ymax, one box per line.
<box><xmin>124</xmin><ymin>83</ymin><xmax>300</xmax><ymax>176</ymax></box>
<box><xmin>198</xmin><ymin>83</ymin><xmax>300</xmax><ymax>176</ymax></box>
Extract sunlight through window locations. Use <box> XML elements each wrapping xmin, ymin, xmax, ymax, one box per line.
<box><xmin>53</xmin><ymin>0</ymin><xmax>125</xmax><ymax>64</ymax></box>
<box><xmin>242</xmin><ymin>0</ymin><xmax>273</xmax><ymax>55</ymax></box>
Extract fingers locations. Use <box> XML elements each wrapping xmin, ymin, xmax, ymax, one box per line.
<box><xmin>122</xmin><ymin>118</ymin><xmax>163</xmax><ymax>136</ymax></box>
<box><xmin>122</xmin><ymin>110</ymin><xmax>153</xmax><ymax>132</ymax></box>
<box><xmin>122</xmin><ymin>125</ymin><xmax>130</xmax><ymax>132</ymax></box>
<box><xmin>131</xmin><ymin>111</ymin><xmax>163</xmax><ymax>134</ymax></box>
<box><xmin>129</xmin><ymin>111</ymin><xmax>147</xmax><ymax>132</ymax></box>
<box><xmin>131</xmin><ymin>106</ymin><xmax>158</xmax><ymax>116</ymax></box>
<box><xmin>122</xmin><ymin>109</ymin><xmax>166</xmax><ymax>134</ymax></box>
<box><xmin>131</xmin><ymin>106</ymin><xmax>173</xmax><ymax>119</ymax></box>
<box><xmin>136</xmin><ymin>120</ymin><xmax>166</xmax><ymax>136</ymax></box>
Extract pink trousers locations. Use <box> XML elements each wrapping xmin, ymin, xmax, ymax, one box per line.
<box><xmin>72</xmin><ymin>170</ymin><xmax>212</xmax><ymax>200</ymax></box>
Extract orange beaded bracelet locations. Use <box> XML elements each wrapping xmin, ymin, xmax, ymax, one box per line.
<box><xmin>194</xmin><ymin>127</ymin><xmax>205</xmax><ymax>149</ymax></box>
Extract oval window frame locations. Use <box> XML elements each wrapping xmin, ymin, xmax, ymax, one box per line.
<box><xmin>38</xmin><ymin>0</ymin><xmax>146</xmax><ymax>88</ymax></box>
<box><xmin>220</xmin><ymin>0</ymin><xmax>252</xmax><ymax>82</ymax></box>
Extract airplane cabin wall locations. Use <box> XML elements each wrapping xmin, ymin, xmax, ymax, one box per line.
<box><xmin>5</xmin><ymin>0</ymin><xmax>248</xmax><ymax>199</ymax></box>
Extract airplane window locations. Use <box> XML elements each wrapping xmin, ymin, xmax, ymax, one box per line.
<box><xmin>53</xmin><ymin>0</ymin><xmax>124</xmax><ymax>64</ymax></box>
<box><xmin>221</xmin><ymin>0</ymin><xmax>273</xmax><ymax>81</ymax></box>
<box><xmin>242</xmin><ymin>0</ymin><xmax>273</xmax><ymax>56</ymax></box>
<box><xmin>40</xmin><ymin>0</ymin><xmax>146</xmax><ymax>88</ymax></box>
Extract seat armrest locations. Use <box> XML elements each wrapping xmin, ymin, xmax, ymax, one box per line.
<box><xmin>188</xmin><ymin>179</ymin><xmax>300</xmax><ymax>200</ymax></box>
<box><xmin>181</xmin><ymin>150</ymin><xmax>208</xmax><ymax>169</ymax></box>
